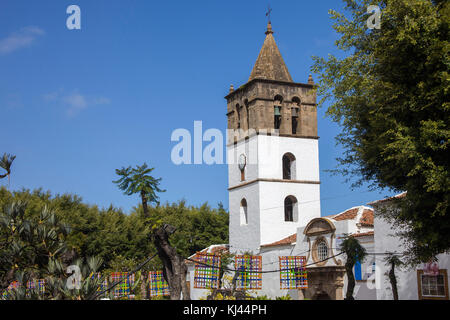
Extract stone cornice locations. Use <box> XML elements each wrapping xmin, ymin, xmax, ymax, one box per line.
<box><xmin>225</xmin><ymin>78</ymin><xmax>316</xmax><ymax>100</ymax></box>
<box><xmin>245</xmin><ymin>97</ymin><xmax>317</xmax><ymax>107</ymax></box>
<box><xmin>226</xmin><ymin>132</ymin><xmax>319</xmax><ymax>146</ymax></box>
<box><xmin>228</xmin><ymin>178</ymin><xmax>320</xmax><ymax>191</ymax></box>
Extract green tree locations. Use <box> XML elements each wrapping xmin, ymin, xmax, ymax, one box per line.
<box><xmin>340</xmin><ymin>235</ymin><xmax>367</xmax><ymax>300</ymax></box>
<box><xmin>312</xmin><ymin>0</ymin><xmax>449</xmax><ymax>264</ymax></box>
<box><xmin>113</xmin><ymin>163</ymin><xmax>165</xmax><ymax>217</ymax></box>
<box><xmin>0</xmin><ymin>187</ymin><xmax>228</xmax><ymax>272</ymax></box>
<box><xmin>0</xmin><ymin>186</ymin><xmax>229</xmax><ymax>299</ymax></box>
<box><xmin>113</xmin><ymin>164</ymin><xmax>190</xmax><ymax>300</ymax></box>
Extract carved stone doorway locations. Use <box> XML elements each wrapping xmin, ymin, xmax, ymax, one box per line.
<box><xmin>299</xmin><ymin>266</ymin><xmax>345</xmax><ymax>300</ymax></box>
<box><xmin>313</xmin><ymin>292</ymin><xmax>331</xmax><ymax>300</ymax></box>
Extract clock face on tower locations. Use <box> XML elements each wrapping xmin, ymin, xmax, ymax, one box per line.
<box><xmin>238</xmin><ymin>154</ymin><xmax>246</xmax><ymax>171</ymax></box>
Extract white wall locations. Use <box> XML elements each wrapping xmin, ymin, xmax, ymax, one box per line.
<box><xmin>227</xmin><ymin>134</ymin><xmax>321</xmax><ymax>251</ymax></box>
<box><xmin>374</xmin><ymin>203</ymin><xmax>450</xmax><ymax>300</ymax></box>
<box><xmin>227</xmin><ymin>136</ymin><xmax>259</xmax><ymax>188</ymax></box>
<box><xmin>259</xmin><ymin>181</ymin><xmax>320</xmax><ymax>245</ymax></box>
<box><xmin>229</xmin><ymin>183</ymin><xmax>261</xmax><ymax>253</ymax></box>
<box><xmin>256</xmin><ymin>135</ymin><xmax>320</xmax><ymax>182</ymax></box>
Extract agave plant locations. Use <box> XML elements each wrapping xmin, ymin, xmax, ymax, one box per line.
<box><xmin>4</xmin><ymin>256</ymin><xmax>108</xmax><ymax>300</ymax></box>
<box><xmin>55</xmin><ymin>256</ymin><xmax>107</xmax><ymax>300</ymax></box>
<box><xmin>2</xmin><ymin>271</ymin><xmax>47</xmax><ymax>300</ymax></box>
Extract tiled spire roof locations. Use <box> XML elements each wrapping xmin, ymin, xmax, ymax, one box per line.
<box><xmin>248</xmin><ymin>22</ymin><xmax>293</xmax><ymax>82</ymax></box>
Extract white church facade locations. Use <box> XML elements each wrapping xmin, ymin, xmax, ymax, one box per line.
<box><xmin>186</xmin><ymin>22</ymin><xmax>449</xmax><ymax>300</ymax></box>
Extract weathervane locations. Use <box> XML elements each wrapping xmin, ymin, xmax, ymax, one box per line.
<box><xmin>266</xmin><ymin>4</ymin><xmax>272</xmax><ymax>23</ymax></box>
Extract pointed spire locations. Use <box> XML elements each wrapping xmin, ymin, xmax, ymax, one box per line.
<box><xmin>249</xmin><ymin>22</ymin><xmax>293</xmax><ymax>83</ymax></box>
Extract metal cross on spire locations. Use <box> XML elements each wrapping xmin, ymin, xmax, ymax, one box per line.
<box><xmin>266</xmin><ymin>4</ymin><xmax>272</xmax><ymax>23</ymax></box>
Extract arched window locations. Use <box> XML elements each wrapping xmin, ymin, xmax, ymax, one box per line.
<box><xmin>292</xmin><ymin>97</ymin><xmax>301</xmax><ymax>105</ymax></box>
<box><xmin>240</xmin><ymin>199</ymin><xmax>248</xmax><ymax>225</ymax></box>
<box><xmin>236</xmin><ymin>104</ymin><xmax>241</xmax><ymax>129</ymax></box>
<box><xmin>274</xmin><ymin>95</ymin><xmax>283</xmax><ymax>103</ymax></box>
<box><xmin>291</xmin><ymin>97</ymin><xmax>301</xmax><ymax>135</ymax></box>
<box><xmin>244</xmin><ymin>99</ymin><xmax>249</xmax><ymax>130</ymax></box>
<box><xmin>274</xmin><ymin>95</ymin><xmax>283</xmax><ymax>130</ymax></box>
<box><xmin>284</xmin><ymin>196</ymin><xmax>298</xmax><ymax>222</ymax></box>
<box><xmin>282</xmin><ymin>153</ymin><xmax>296</xmax><ymax>180</ymax></box>
<box><xmin>317</xmin><ymin>240</ymin><xmax>329</xmax><ymax>261</ymax></box>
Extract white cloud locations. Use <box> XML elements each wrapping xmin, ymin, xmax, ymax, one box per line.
<box><xmin>43</xmin><ymin>90</ymin><xmax>111</xmax><ymax>117</ymax></box>
<box><xmin>64</xmin><ymin>93</ymin><xmax>88</xmax><ymax>115</ymax></box>
<box><xmin>0</xmin><ymin>26</ymin><xmax>45</xmax><ymax>55</ymax></box>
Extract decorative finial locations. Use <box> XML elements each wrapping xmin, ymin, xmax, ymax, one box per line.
<box><xmin>308</xmin><ymin>74</ymin><xmax>314</xmax><ymax>84</ymax></box>
<box><xmin>265</xmin><ymin>5</ymin><xmax>273</xmax><ymax>35</ymax></box>
<box><xmin>229</xmin><ymin>84</ymin><xmax>234</xmax><ymax>93</ymax></box>
<box><xmin>265</xmin><ymin>21</ymin><xmax>273</xmax><ymax>35</ymax></box>
<box><xmin>265</xmin><ymin>5</ymin><xmax>272</xmax><ymax>23</ymax></box>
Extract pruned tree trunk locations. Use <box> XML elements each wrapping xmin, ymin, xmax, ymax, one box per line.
<box><xmin>345</xmin><ymin>263</ymin><xmax>355</xmax><ymax>300</ymax></box>
<box><xmin>389</xmin><ymin>262</ymin><xmax>399</xmax><ymax>300</ymax></box>
<box><xmin>140</xmin><ymin>272</ymin><xmax>148</xmax><ymax>300</ymax></box>
<box><xmin>153</xmin><ymin>224</ymin><xmax>190</xmax><ymax>300</ymax></box>
<box><xmin>140</xmin><ymin>191</ymin><xmax>149</xmax><ymax>217</ymax></box>
<box><xmin>0</xmin><ymin>269</ymin><xmax>15</xmax><ymax>292</ymax></box>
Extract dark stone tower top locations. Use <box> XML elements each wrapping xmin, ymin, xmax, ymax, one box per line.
<box><xmin>226</xmin><ymin>22</ymin><xmax>318</xmax><ymax>143</ymax></box>
<box><xmin>249</xmin><ymin>22</ymin><xmax>293</xmax><ymax>83</ymax></box>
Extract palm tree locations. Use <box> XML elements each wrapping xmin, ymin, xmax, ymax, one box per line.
<box><xmin>113</xmin><ymin>163</ymin><xmax>165</xmax><ymax>217</ymax></box>
<box><xmin>0</xmin><ymin>153</ymin><xmax>16</xmax><ymax>183</ymax></box>
<box><xmin>340</xmin><ymin>235</ymin><xmax>367</xmax><ymax>300</ymax></box>
<box><xmin>113</xmin><ymin>164</ymin><xmax>190</xmax><ymax>300</ymax></box>
<box><xmin>384</xmin><ymin>253</ymin><xmax>403</xmax><ymax>300</ymax></box>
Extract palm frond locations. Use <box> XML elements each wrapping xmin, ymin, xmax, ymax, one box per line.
<box><xmin>0</xmin><ymin>153</ymin><xmax>16</xmax><ymax>178</ymax></box>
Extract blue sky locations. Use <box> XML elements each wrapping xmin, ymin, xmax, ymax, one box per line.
<box><xmin>0</xmin><ymin>0</ymin><xmax>394</xmax><ymax>216</ymax></box>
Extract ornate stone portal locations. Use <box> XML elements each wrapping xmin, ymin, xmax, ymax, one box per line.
<box><xmin>300</xmin><ymin>217</ymin><xmax>345</xmax><ymax>300</ymax></box>
<box><xmin>299</xmin><ymin>266</ymin><xmax>345</xmax><ymax>300</ymax></box>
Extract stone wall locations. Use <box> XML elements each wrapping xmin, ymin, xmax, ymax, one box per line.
<box><xmin>226</xmin><ymin>79</ymin><xmax>317</xmax><ymax>144</ymax></box>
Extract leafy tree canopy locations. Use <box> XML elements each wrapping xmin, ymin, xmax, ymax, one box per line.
<box><xmin>312</xmin><ymin>0</ymin><xmax>449</xmax><ymax>264</ymax></box>
<box><xmin>0</xmin><ymin>187</ymin><xmax>228</xmax><ymax>272</ymax></box>
<box><xmin>113</xmin><ymin>163</ymin><xmax>165</xmax><ymax>217</ymax></box>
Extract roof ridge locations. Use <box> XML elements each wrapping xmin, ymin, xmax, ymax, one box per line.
<box><xmin>261</xmin><ymin>233</ymin><xmax>297</xmax><ymax>248</ymax></box>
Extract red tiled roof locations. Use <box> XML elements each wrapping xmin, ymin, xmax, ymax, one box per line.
<box><xmin>261</xmin><ymin>233</ymin><xmax>297</xmax><ymax>248</ymax></box>
<box><xmin>332</xmin><ymin>208</ymin><xmax>359</xmax><ymax>221</ymax></box>
<box><xmin>359</xmin><ymin>208</ymin><xmax>374</xmax><ymax>226</ymax></box>
<box><xmin>185</xmin><ymin>245</ymin><xmax>229</xmax><ymax>265</ymax></box>
<box><xmin>367</xmin><ymin>192</ymin><xmax>407</xmax><ymax>205</ymax></box>
<box><xmin>351</xmin><ymin>231</ymin><xmax>374</xmax><ymax>238</ymax></box>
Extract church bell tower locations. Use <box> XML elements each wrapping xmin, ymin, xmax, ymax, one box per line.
<box><xmin>226</xmin><ymin>22</ymin><xmax>321</xmax><ymax>253</ymax></box>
